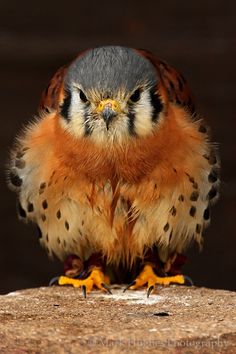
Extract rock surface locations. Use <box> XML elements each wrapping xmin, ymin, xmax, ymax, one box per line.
<box><xmin>0</xmin><ymin>285</ymin><xmax>235</xmax><ymax>353</ymax></box>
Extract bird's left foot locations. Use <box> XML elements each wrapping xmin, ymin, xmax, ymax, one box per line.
<box><xmin>124</xmin><ymin>264</ymin><xmax>185</xmax><ymax>297</ymax></box>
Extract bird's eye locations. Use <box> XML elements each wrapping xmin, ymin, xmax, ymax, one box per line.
<box><xmin>129</xmin><ymin>89</ymin><xmax>141</xmax><ymax>103</ymax></box>
<box><xmin>79</xmin><ymin>89</ymin><xmax>88</xmax><ymax>103</ymax></box>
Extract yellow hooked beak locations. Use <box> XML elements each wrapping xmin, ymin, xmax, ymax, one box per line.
<box><xmin>96</xmin><ymin>99</ymin><xmax>121</xmax><ymax>130</ymax></box>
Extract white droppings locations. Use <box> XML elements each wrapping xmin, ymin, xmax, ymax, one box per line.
<box><xmin>5</xmin><ymin>291</ymin><xmax>21</xmax><ymax>297</ymax></box>
<box><xmin>92</xmin><ymin>288</ymin><xmax>163</xmax><ymax>304</ymax></box>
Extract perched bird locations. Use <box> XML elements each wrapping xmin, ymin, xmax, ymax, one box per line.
<box><xmin>8</xmin><ymin>46</ymin><xmax>219</xmax><ymax>296</ymax></box>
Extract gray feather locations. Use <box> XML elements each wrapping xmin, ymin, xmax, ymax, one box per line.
<box><xmin>65</xmin><ymin>46</ymin><xmax>157</xmax><ymax>96</ymax></box>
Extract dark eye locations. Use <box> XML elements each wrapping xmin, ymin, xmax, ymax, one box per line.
<box><xmin>79</xmin><ymin>89</ymin><xmax>88</xmax><ymax>103</ymax></box>
<box><xmin>129</xmin><ymin>89</ymin><xmax>141</xmax><ymax>103</ymax></box>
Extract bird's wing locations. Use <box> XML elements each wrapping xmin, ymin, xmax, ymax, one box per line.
<box><xmin>137</xmin><ymin>49</ymin><xmax>196</xmax><ymax>115</ymax></box>
<box><xmin>39</xmin><ymin>65</ymin><xmax>68</xmax><ymax>113</ymax></box>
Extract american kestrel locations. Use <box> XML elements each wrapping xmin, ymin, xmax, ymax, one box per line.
<box><xmin>8</xmin><ymin>46</ymin><xmax>219</xmax><ymax>297</ymax></box>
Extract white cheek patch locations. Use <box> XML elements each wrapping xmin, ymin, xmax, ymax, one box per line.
<box><xmin>59</xmin><ymin>90</ymin><xmax>159</xmax><ymax>143</ymax></box>
<box><xmin>133</xmin><ymin>91</ymin><xmax>155</xmax><ymax>137</ymax></box>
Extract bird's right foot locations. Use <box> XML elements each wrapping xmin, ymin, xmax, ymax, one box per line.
<box><xmin>50</xmin><ymin>254</ymin><xmax>112</xmax><ymax>298</ymax></box>
<box><xmin>58</xmin><ymin>267</ymin><xmax>111</xmax><ymax>297</ymax></box>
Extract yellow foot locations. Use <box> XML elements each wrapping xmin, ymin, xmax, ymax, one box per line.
<box><xmin>124</xmin><ymin>264</ymin><xmax>185</xmax><ymax>297</ymax></box>
<box><xmin>58</xmin><ymin>267</ymin><xmax>111</xmax><ymax>297</ymax></box>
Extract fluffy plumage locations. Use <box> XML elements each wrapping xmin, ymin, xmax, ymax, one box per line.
<box><xmin>8</xmin><ymin>46</ymin><xmax>219</xmax><ymax>272</ymax></box>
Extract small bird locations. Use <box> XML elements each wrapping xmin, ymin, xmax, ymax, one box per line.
<box><xmin>8</xmin><ymin>46</ymin><xmax>219</xmax><ymax>296</ymax></box>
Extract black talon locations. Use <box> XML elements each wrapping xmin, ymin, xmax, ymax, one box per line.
<box><xmin>49</xmin><ymin>276</ymin><xmax>60</xmax><ymax>286</ymax></box>
<box><xmin>184</xmin><ymin>275</ymin><xmax>194</xmax><ymax>286</ymax></box>
<box><xmin>147</xmin><ymin>285</ymin><xmax>154</xmax><ymax>298</ymax></box>
<box><xmin>101</xmin><ymin>283</ymin><xmax>113</xmax><ymax>295</ymax></box>
<box><xmin>82</xmin><ymin>285</ymin><xmax>87</xmax><ymax>298</ymax></box>
<box><xmin>123</xmin><ymin>280</ymin><xmax>136</xmax><ymax>293</ymax></box>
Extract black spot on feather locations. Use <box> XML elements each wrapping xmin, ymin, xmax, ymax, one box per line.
<box><xmin>10</xmin><ymin>172</ymin><xmax>22</xmax><ymax>187</ymax></box>
<box><xmin>208</xmin><ymin>169</ymin><xmax>218</xmax><ymax>183</ymax></box>
<box><xmin>208</xmin><ymin>186</ymin><xmax>217</xmax><ymax>200</ymax></box>
<box><xmin>39</xmin><ymin>182</ymin><xmax>46</xmax><ymax>191</ymax></box>
<box><xmin>42</xmin><ymin>200</ymin><xmax>48</xmax><ymax>209</ymax></box>
<box><xmin>17</xmin><ymin>201</ymin><xmax>26</xmax><ymax>218</ymax></box>
<box><xmin>203</xmin><ymin>153</ymin><xmax>217</xmax><ymax>166</ymax></box>
<box><xmin>190</xmin><ymin>191</ymin><xmax>199</xmax><ymax>202</ymax></box>
<box><xmin>65</xmin><ymin>221</ymin><xmax>70</xmax><ymax>230</ymax></box>
<box><xmin>16</xmin><ymin>151</ymin><xmax>25</xmax><ymax>159</ymax></box>
<box><xmin>203</xmin><ymin>207</ymin><xmax>210</xmax><ymax>220</ymax></box>
<box><xmin>27</xmin><ymin>203</ymin><xmax>34</xmax><ymax>212</ymax></box>
<box><xmin>170</xmin><ymin>206</ymin><xmax>177</xmax><ymax>216</ymax></box>
<box><xmin>15</xmin><ymin>159</ymin><xmax>25</xmax><ymax>169</ymax></box>
<box><xmin>39</xmin><ymin>182</ymin><xmax>46</xmax><ymax>195</ymax></box>
<box><xmin>164</xmin><ymin>223</ymin><xmax>169</xmax><ymax>232</ymax></box>
<box><xmin>189</xmin><ymin>206</ymin><xmax>196</xmax><ymax>217</ymax></box>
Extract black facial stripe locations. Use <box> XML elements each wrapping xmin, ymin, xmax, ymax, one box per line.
<box><xmin>60</xmin><ymin>89</ymin><xmax>71</xmax><ymax>121</ymax></box>
<box><xmin>127</xmin><ymin>111</ymin><xmax>136</xmax><ymax>136</ymax></box>
<box><xmin>150</xmin><ymin>88</ymin><xmax>163</xmax><ymax>122</ymax></box>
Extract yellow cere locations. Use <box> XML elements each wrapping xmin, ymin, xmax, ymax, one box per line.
<box><xmin>96</xmin><ymin>99</ymin><xmax>121</xmax><ymax>113</ymax></box>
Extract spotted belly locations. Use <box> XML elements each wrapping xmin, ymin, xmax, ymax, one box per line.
<box><xmin>8</xmin><ymin>144</ymin><xmax>219</xmax><ymax>266</ymax></box>
<box><xmin>17</xmin><ymin>175</ymin><xmax>217</xmax><ymax>267</ymax></box>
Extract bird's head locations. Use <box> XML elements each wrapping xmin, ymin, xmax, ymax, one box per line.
<box><xmin>58</xmin><ymin>46</ymin><xmax>165</xmax><ymax>144</ymax></box>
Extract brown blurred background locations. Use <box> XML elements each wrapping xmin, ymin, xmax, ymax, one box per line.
<box><xmin>0</xmin><ymin>0</ymin><xmax>235</xmax><ymax>294</ymax></box>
